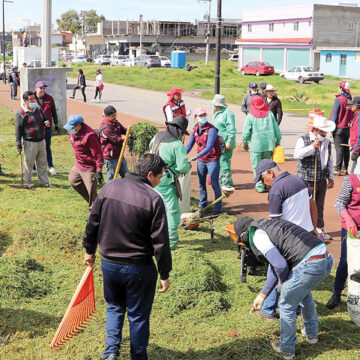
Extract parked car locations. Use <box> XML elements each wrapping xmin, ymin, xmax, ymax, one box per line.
<box><xmin>0</xmin><ymin>64</ymin><xmax>11</xmax><ymax>80</ymax></box>
<box><xmin>229</xmin><ymin>54</ymin><xmax>239</xmax><ymax>62</ymax></box>
<box><xmin>72</xmin><ymin>55</ymin><xmax>88</xmax><ymax>64</ymax></box>
<box><xmin>136</xmin><ymin>55</ymin><xmax>161</xmax><ymax>68</ymax></box>
<box><xmin>110</xmin><ymin>55</ymin><xmax>128</xmax><ymax>66</ymax></box>
<box><xmin>94</xmin><ymin>55</ymin><xmax>111</xmax><ymax>65</ymax></box>
<box><xmin>280</xmin><ymin>66</ymin><xmax>324</xmax><ymax>84</ymax></box>
<box><xmin>240</xmin><ymin>61</ymin><xmax>275</xmax><ymax>76</ymax></box>
<box><xmin>60</xmin><ymin>54</ymin><xmax>73</xmax><ymax>62</ymax></box>
<box><xmin>28</xmin><ymin>60</ymin><xmax>57</xmax><ymax>68</ymax></box>
<box><xmin>159</xmin><ymin>56</ymin><xmax>171</xmax><ymax>68</ymax></box>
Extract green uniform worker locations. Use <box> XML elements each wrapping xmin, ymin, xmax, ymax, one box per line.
<box><xmin>150</xmin><ymin>115</ymin><xmax>191</xmax><ymax>250</ymax></box>
<box><xmin>212</xmin><ymin>94</ymin><xmax>237</xmax><ymax>186</ymax></box>
<box><xmin>242</xmin><ymin>95</ymin><xmax>281</xmax><ymax>192</ymax></box>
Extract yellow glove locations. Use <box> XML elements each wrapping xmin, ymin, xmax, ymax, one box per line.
<box><xmin>250</xmin><ymin>293</ymin><xmax>266</xmax><ymax>313</ymax></box>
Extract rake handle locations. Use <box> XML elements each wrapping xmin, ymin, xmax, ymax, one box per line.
<box><xmin>114</xmin><ymin>127</ymin><xmax>131</xmax><ymax>179</ymax></box>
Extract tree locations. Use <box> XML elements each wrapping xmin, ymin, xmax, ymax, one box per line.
<box><xmin>57</xmin><ymin>9</ymin><xmax>105</xmax><ymax>34</ymax></box>
<box><xmin>56</xmin><ymin>10</ymin><xmax>81</xmax><ymax>34</ymax></box>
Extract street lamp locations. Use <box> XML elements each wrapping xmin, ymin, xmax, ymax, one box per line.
<box><xmin>198</xmin><ymin>0</ymin><xmax>211</xmax><ymax>66</ymax></box>
<box><xmin>139</xmin><ymin>14</ymin><xmax>143</xmax><ymax>55</ymax></box>
<box><xmin>214</xmin><ymin>0</ymin><xmax>222</xmax><ymax>94</ymax></box>
<box><xmin>2</xmin><ymin>0</ymin><xmax>13</xmax><ymax>83</ymax></box>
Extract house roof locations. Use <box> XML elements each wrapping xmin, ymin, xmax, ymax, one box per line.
<box><xmin>236</xmin><ymin>38</ymin><xmax>313</xmax><ymax>44</ymax></box>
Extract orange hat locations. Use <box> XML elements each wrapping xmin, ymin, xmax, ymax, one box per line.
<box><xmin>167</xmin><ymin>88</ymin><xmax>184</xmax><ymax>97</ymax></box>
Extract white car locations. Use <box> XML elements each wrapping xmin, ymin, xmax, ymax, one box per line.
<box><xmin>280</xmin><ymin>66</ymin><xmax>324</xmax><ymax>84</ymax></box>
<box><xmin>159</xmin><ymin>56</ymin><xmax>171</xmax><ymax>68</ymax></box>
<box><xmin>110</xmin><ymin>55</ymin><xmax>128</xmax><ymax>66</ymax></box>
<box><xmin>72</xmin><ymin>55</ymin><xmax>88</xmax><ymax>64</ymax></box>
<box><xmin>94</xmin><ymin>55</ymin><xmax>111</xmax><ymax>65</ymax></box>
<box><xmin>228</xmin><ymin>54</ymin><xmax>239</xmax><ymax>62</ymax></box>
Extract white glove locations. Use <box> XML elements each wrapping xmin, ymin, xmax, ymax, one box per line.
<box><xmin>250</xmin><ymin>294</ymin><xmax>265</xmax><ymax>313</ymax></box>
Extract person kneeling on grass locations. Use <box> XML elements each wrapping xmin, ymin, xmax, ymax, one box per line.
<box><xmin>235</xmin><ymin>216</ymin><xmax>333</xmax><ymax>359</ymax></box>
<box><xmin>99</xmin><ymin>105</ymin><xmax>129</xmax><ymax>182</ymax></box>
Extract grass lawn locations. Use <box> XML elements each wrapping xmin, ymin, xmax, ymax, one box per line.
<box><xmin>66</xmin><ymin>61</ymin><xmax>360</xmax><ymax>118</ymax></box>
<box><xmin>0</xmin><ymin>106</ymin><xmax>359</xmax><ymax>360</ymax></box>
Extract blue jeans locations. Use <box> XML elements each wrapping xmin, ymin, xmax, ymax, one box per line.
<box><xmin>45</xmin><ymin>128</ymin><xmax>53</xmax><ymax>168</ymax></box>
<box><xmin>197</xmin><ymin>160</ymin><xmax>222</xmax><ymax>212</ymax></box>
<box><xmin>334</xmin><ymin>228</ymin><xmax>348</xmax><ymax>295</ymax></box>
<box><xmin>262</xmin><ymin>266</ymin><xmax>279</xmax><ymax>317</ymax></box>
<box><xmin>104</xmin><ymin>158</ymin><xmax>129</xmax><ymax>182</ymax></box>
<box><xmin>278</xmin><ymin>254</ymin><xmax>333</xmax><ymax>355</ymax></box>
<box><xmin>101</xmin><ymin>259</ymin><xmax>158</xmax><ymax>360</ymax></box>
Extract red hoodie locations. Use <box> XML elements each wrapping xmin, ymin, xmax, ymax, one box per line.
<box><xmin>99</xmin><ymin>117</ymin><xmax>127</xmax><ymax>160</ymax></box>
<box><xmin>69</xmin><ymin>122</ymin><xmax>104</xmax><ymax>171</ymax></box>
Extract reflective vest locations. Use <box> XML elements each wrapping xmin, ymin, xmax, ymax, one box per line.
<box><xmin>350</xmin><ymin>112</ymin><xmax>360</xmax><ymax>148</ymax></box>
<box><xmin>342</xmin><ymin>174</ymin><xmax>360</xmax><ymax>230</ymax></box>
<box><xmin>163</xmin><ymin>100</ymin><xmax>186</xmax><ymax>122</ymax></box>
<box><xmin>36</xmin><ymin>93</ymin><xmax>54</xmax><ymax>126</ymax></box>
<box><xmin>193</xmin><ymin>122</ymin><xmax>221</xmax><ymax>163</ymax></box>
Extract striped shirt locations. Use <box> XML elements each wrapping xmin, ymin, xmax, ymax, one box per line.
<box><xmin>334</xmin><ymin>176</ymin><xmax>353</xmax><ymax>213</ymax></box>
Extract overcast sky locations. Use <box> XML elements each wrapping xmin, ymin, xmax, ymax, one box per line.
<box><xmin>6</xmin><ymin>0</ymin><xmax>344</xmax><ymax>31</ymax></box>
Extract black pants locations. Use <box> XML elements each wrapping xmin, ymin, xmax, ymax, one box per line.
<box><xmin>94</xmin><ymin>86</ymin><xmax>102</xmax><ymax>100</ymax></box>
<box><xmin>72</xmin><ymin>85</ymin><xmax>86</xmax><ymax>102</ymax></box>
<box><xmin>333</xmin><ymin>127</ymin><xmax>349</xmax><ymax>171</ymax></box>
<box><xmin>307</xmin><ymin>179</ymin><xmax>327</xmax><ymax>229</ymax></box>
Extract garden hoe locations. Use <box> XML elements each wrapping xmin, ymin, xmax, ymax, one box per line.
<box><xmin>180</xmin><ymin>186</ymin><xmax>235</xmax><ymax>233</ymax></box>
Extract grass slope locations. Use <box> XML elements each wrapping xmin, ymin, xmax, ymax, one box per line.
<box><xmin>66</xmin><ymin>61</ymin><xmax>360</xmax><ymax>117</ymax></box>
<box><xmin>0</xmin><ymin>107</ymin><xmax>359</xmax><ymax>359</ymax></box>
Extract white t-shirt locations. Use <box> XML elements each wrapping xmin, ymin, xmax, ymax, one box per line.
<box><xmin>95</xmin><ymin>74</ymin><xmax>103</xmax><ymax>87</ymax></box>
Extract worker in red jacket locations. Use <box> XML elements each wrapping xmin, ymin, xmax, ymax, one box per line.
<box><xmin>64</xmin><ymin>114</ymin><xmax>104</xmax><ymax>211</ymax></box>
<box><xmin>35</xmin><ymin>81</ymin><xmax>59</xmax><ymax>176</ymax></box>
<box><xmin>163</xmin><ymin>87</ymin><xmax>190</xmax><ymax>123</ymax></box>
<box><xmin>99</xmin><ymin>105</ymin><xmax>129</xmax><ymax>181</ymax></box>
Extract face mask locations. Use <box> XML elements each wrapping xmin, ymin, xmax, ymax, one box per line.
<box><xmin>317</xmin><ymin>134</ymin><xmax>326</xmax><ymax>141</ymax></box>
<box><xmin>251</xmin><ymin>90</ymin><xmax>258</xmax><ymax>95</ymax></box>
<box><xmin>28</xmin><ymin>102</ymin><xmax>37</xmax><ymax>109</ymax></box>
<box><xmin>70</xmin><ymin>128</ymin><xmax>78</xmax><ymax>134</ymax></box>
<box><xmin>199</xmin><ymin>117</ymin><xmax>207</xmax><ymax>124</ymax></box>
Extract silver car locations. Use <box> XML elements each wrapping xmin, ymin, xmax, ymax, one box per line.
<box><xmin>136</xmin><ymin>55</ymin><xmax>161</xmax><ymax>68</ymax></box>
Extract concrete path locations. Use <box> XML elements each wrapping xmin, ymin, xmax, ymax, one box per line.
<box><xmin>67</xmin><ymin>78</ymin><xmax>307</xmax><ymax>156</ymax></box>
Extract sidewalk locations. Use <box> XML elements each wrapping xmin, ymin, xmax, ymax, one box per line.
<box><xmin>0</xmin><ymin>83</ymin><xmax>341</xmax><ymax>261</ymax></box>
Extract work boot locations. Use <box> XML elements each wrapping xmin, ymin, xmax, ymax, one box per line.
<box><xmin>270</xmin><ymin>340</ymin><xmax>295</xmax><ymax>359</ymax></box>
<box><xmin>300</xmin><ymin>325</ymin><xmax>318</xmax><ymax>344</ymax></box>
<box><xmin>326</xmin><ymin>293</ymin><xmax>341</xmax><ymax>309</ymax></box>
<box><xmin>255</xmin><ymin>309</ymin><xmax>278</xmax><ymax>321</ymax></box>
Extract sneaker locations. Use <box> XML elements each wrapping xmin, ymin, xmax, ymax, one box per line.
<box><xmin>24</xmin><ymin>183</ymin><xmax>34</xmax><ymax>189</ymax></box>
<box><xmin>14</xmin><ymin>97</ymin><xmax>19</xmax><ymax>100</ymax></box>
<box><xmin>316</xmin><ymin>228</ymin><xmax>332</xmax><ymax>241</ymax></box>
<box><xmin>49</xmin><ymin>167</ymin><xmax>57</xmax><ymax>176</ymax></box>
<box><xmin>326</xmin><ymin>293</ymin><xmax>341</xmax><ymax>309</ymax></box>
<box><xmin>256</xmin><ymin>309</ymin><xmax>278</xmax><ymax>321</ymax></box>
<box><xmin>270</xmin><ymin>340</ymin><xmax>295</xmax><ymax>359</ymax></box>
<box><xmin>69</xmin><ymin>96</ymin><xmax>75</xmax><ymax>99</ymax></box>
<box><xmin>341</xmin><ymin>169</ymin><xmax>348</xmax><ymax>176</ymax></box>
<box><xmin>104</xmin><ymin>355</ymin><xmax>118</xmax><ymax>360</ymax></box>
<box><xmin>300</xmin><ymin>325</ymin><xmax>318</xmax><ymax>344</ymax></box>
<box><xmin>333</xmin><ymin>170</ymin><xmax>343</xmax><ymax>176</ymax></box>
<box><xmin>42</xmin><ymin>183</ymin><xmax>55</xmax><ymax>188</ymax></box>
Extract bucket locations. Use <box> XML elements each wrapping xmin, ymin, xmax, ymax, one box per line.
<box><xmin>307</xmin><ymin>108</ymin><xmax>325</xmax><ymax>133</ymax></box>
<box><xmin>347</xmin><ymin>235</ymin><xmax>360</xmax><ymax>326</ymax></box>
<box><xmin>272</xmin><ymin>146</ymin><xmax>285</xmax><ymax>164</ymax></box>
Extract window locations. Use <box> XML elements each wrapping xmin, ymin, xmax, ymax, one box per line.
<box><xmin>341</xmin><ymin>54</ymin><xmax>347</xmax><ymax>66</ymax></box>
<box><xmin>269</xmin><ymin>23</ymin><xmax>274</xmax><ymax>32</ymax></box>
<box><xmin>248</xmin><ymin>24</ymin><xmax>252</xmax><ymax>32</ymax></box>
<box><xmin>296</xmin><ymin>67</ymin><xmax>301</xmax><ymax>72</ymax></box>
<box><xmin>350</xmin><ymin>22</ymin><xmax>355</xmax><ymax>30</ymax></box>
<box><xmin>309</xmin><ymin>21</ymin><xmax>311</xmax><ymax>27</ymax></box>
<box><xmin>294</xmin><ymin>22</ymin><xmax>299</xmax><ymax>31</ymax></box>
<box><xmin>326</xmin><ymin>53</ymin><xmax>332</xmax><ymax>63</ymax></box>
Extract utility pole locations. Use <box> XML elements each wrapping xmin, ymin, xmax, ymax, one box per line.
<box><xmin>139</xmin><ymin>14</ymin><xmax>143</xmax><ymax>55</ymax></box>
<box><xmin>199</xmin><ymin>0</ymin><xmax>212</xmax><ymax>66</ymax></box>
<box><xmin>2</xmin><ymin>0</ymin><xmax>13</xmax><ymax>83</ymax></box>
<box><xmin>41</xmin><ymin>0</ymin><xmax>51</xmax><ymax>67</ymax></box>
<box><xmin>81</xmin><ymin>11</ymin><xmax>87</xmax><ymax>56</ymax></box>
<box><xmin>214</xmin><ymin>0</ymin><xmax>222</xmax><ymax>94</ymax></box>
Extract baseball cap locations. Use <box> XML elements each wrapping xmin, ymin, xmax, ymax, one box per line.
<box><xmin>104</xmin><ymin>105</ymin><xmax>117</xmax><ymax>115</ymax></box>
<box><xmin>35</xmin><ymin>81</ymin><xmax>48</xmax><ymax>88</ymax></box>
<box><xmin>63</xmin><ymin>114</ymin><xmax>84</xmax><ymax>131</ymax></box>
<box><xmin>348</xmin><ymin>97</ymin><xmax>360</xmax><ymax>106</ymax></box>
<box><xmin>259</xmin><ymin>82</ymin><xmax>267</xmax><ymax>90</ymax></box>
<box><xmin>340</xmin><ymin>81</ymin><xmax>350</xmax><ymax>93</ymax></box>
<box><xmin>253</xmin><ymin>159</ymin><xmax>277</xmax><ymax>184</ymax></box>
<box><xmin>249</xmin><ymin>82</ymin><xmax>258</xmax><ymax>88</ymax></box>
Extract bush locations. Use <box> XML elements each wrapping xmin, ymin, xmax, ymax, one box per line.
<box><xmin>128</xmin><ymin>121</ymin><xmax>158</xmax><ymax>156</ymax></box>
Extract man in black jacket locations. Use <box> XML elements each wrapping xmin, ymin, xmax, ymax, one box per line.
<box><xmin>70</xmin><ymin>68</ymin><xmax>86</xmax><ymax>102</ymax></box>
<box><xmin>83</xmin><ymin>153</ymin><xmax>172</xmax><ymax>360</ymax></box>
<box><xmin>235</xmin><ymin>217</ymin><xmax>333</xmax><ymax>359</ymax></box>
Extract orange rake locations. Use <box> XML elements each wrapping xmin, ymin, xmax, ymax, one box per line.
<box><xmin>50</xmin><ymin>266</ymin><xmax>97</xmax><ymax>349</ymax></box>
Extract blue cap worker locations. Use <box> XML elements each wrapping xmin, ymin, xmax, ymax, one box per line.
<box><xmin>241</xmin><ymin>82</ymin><xmax>259</xmax><ymax>115</ymax></box>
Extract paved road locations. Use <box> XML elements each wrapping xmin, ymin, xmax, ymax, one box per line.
<box><xmin>67</xmin><ymin>78</ymin><xmax>308</xmax><ymax>156</ymax></box>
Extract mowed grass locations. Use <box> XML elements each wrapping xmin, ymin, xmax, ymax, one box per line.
<box><xmin>0</xmin><ymin>106</ymin><xmax>359</xmax><ymax>360</ymax></box>
<box><xmin>67</xmin><ymin>60</ymin><xmax>360</xmax><ymax>117</ymax></box>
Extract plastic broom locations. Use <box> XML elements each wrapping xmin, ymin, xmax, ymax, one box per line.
<box><xmin>50</xmin><ymin>267</ymin><xmax>97</xmax><ymax>349</ymax></box>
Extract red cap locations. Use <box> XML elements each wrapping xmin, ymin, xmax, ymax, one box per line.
<box><xmin>339</xmin><ymin>81</ymin><xmax>351</xmax><ymax>93</ymax></box>
<box><xmin>249</xmin><ymin>96</ymin><xmax>269</xmax><ymax>118</ymax></box>
<box><xmin>167</xmin><ymin>88</ymin><xmax>184</xmax><ymax>97</ymax></box>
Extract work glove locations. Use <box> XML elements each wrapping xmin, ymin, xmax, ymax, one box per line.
<box><xmin>95</xmin><ymin>171</ymin><xmax>103</xmax><ymax>185</ymax></box>
<box><xmin>250</xmin><ymin>293</ymin><xmax>265</xmax><ymax>313</ymax></box>
<box><xmin>54</xmin><ymin>125</ymin><xmax>59</xmax><ymax>135</ymax></box>
<box><xmin>225</xmin><ymin>142</ymin><xmax>232</xmax><ymax>152</ymax></box>
<box><xmin>190</xmin><ymin>156</ymin><xmax>197</xmax><ymax>162</ymax></box>
<box><xmin>340</xmin><ymin>209</ymin><xmax>358</xmax><ymax>236</ymax></box>
<box><xmin>351</xmin><ymin>151</ymin><xmax>359</xmax><ymax>162</ymax></box>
